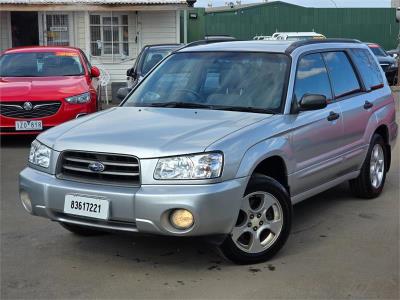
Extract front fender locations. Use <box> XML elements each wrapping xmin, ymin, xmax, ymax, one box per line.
<box><xmin>235</xmin><ymin>135</ymin><xmax>293</xmax><ymax>180</ymax></box>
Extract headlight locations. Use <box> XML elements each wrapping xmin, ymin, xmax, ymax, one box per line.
<box><xmin>29</xmin><ymin>140</ymin><xmax>51</xmax><ymax>168</ymax></box>
<box><xmin>65</xmin><ymin>92</ymin><xmax>91</xmax><ymax>104</ymax></box>
<box><xmin>154</xmin><ymin>152</ymin><xmax>223</xmax><ymax>180</ymax></box>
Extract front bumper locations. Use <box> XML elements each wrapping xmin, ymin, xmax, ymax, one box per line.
<box><xmin>19</xmin><ymin>167</ymin><xmax>247</xmax><ymax>236</ymax></box>
<box><xmin>0</xmin><ymin>102</ymin><xmax>95</xmax><ymax>135</ymax></box>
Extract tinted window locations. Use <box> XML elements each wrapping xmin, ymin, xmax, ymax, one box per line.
<box><xmin>322</xmin><ymin>52</ymin><xmax>361</xmax><ymax>98</ymax></box>
<box><xmin>0</xmin><ymin>52</ymin><xmax>84</xmax><ymax>77</ymax></box>
<box><xmin>140</xmin><ymin>48</ymin><xmax>176</xmax><ymax>75</ymax></box>
<box><xmin>294</xmin><ymin>53</ymin><xmax>332</xmax><ymax>102</ymax></box>
<box><xmin>350</xmin><ymin>48</ymin><xmax>384</xmax><ymax>91</ymax></box>
<box><xmin>368</xmin><ymin>45</ymin><xmax>387</xmax><ymax>57</ymax></box>
<box><xmin>125</xmin><ymin>52</ymin><xmax>290</xmax><ymax>112</ymax></box>
<box><xmin>202</xmin><ymin>70</ymin><xmax>221</xmax><ymax>96</ymax></box>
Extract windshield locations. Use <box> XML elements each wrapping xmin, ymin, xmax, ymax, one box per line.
<box><xmin>140</xmin><ymin>48</ymin><xmax>178</xmax><ymax>75</ymax></box>
<box><xmin>0</xmin><ymin>52</ymin><xmax>84</xmax><ymax>77</ymax></box>
<box><xmin>368</xmin><ymin>46</ymin><xmax>387</xmax><ymax>57</ymax></box>
<box><xmin>124</xmin><ymin>52</ymin><xmax>290</xmax><ymax>113</ymax></box>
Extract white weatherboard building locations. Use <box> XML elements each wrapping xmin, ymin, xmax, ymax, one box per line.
<box><xmin>0</xmin><ymin>0</ymin><xmax>190</xmax><ymax>101</ymax></box>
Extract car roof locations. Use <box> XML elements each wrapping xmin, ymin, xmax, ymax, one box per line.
<box><xmin>178</xmin><ymin>39</ymin><xmax>363</xmax><ymax>54</ymax></box>
<box><xmin>365</xmin><ymin>43</ymin><xmax>383</xmax><ymax>48</ymax></box>
<box><xmin>2</xmin><ymin>46</ymin><xmax>82</xmax><ymax>54</ymax></box>
<box><xmin>178</xmin><ymin>41</ymin><xmax>294</xmax><ymax>53</ymax></box>
<box><xmin>276</xmin><ymin>32</ymin><xmax>324</xmax><ymax>36</ymax></box>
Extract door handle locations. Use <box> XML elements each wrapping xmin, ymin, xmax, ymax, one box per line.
<box><xmin>327</xmin><ymin>111</ymin><xmax>340</xmax><ymax>121</ymax></box>
<box><xmin>364</xmin><ymin>101</ymin><xmax>373</xmax><ymax>110</ymax></box>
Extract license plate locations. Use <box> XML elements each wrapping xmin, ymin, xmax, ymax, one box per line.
<box><xmin>64</xmin><ymin>194</ymin><xmax>109</xmax><ymax>220</ymax></box>
<box><xmin>15</xmin><ymin>120</ymin><xmax>43</xmax><ymax>131</ymax></box>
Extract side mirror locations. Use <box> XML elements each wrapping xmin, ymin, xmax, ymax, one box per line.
<box><xmin>127</xmin><ymin>68</ymin><xmax>136</xmax><ymax>78</ymax></box>
<box><xmin>90</xmin><ymin>66</ymin><xmax>101</xmax><ymax>78</ymax></box>
<box><xmin>117</xmin><ymin>87</ymin><xmax>132</xmax><ymax>102</ymax></box>
<box><xmin>299</xmin><ymin>94</ymin><xmax>327</xmax><ymax>111</ymax></box>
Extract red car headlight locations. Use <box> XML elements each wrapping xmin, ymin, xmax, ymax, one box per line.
<box><xmin>65</xmin><ymin>92</ymin><xmax>91</xmax><ymax>104</ymax></box>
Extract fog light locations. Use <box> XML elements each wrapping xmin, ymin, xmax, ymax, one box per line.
<box><xmin>170</xmin><ymin>209</ymin><xmax>194</xmax><ymax>230</ymax></box>
<box><xmin>20</xmin><ymin>190</ymin><xmax>32</xmax><ymax>213</ymax></box>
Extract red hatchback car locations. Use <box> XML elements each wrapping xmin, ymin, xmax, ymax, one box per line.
<box><xmin>0</xmin><ymin>46</ymin><xmax>101</xmax><ymax>135</ymax></box>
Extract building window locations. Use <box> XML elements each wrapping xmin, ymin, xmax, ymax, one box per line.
<box><xmin>90</xmin><ymin>13</ymin><xmax>129</xmax><ymax>57</ymax></box>
<box><xmin>45</xmin><ymin>13</ymin><xmax>71</xmax><ymax>46</ymax></box>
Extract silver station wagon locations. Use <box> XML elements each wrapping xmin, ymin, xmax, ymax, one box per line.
<box><xmin>20</xmin><ymin>39</ymin><xmax>398</xmax><ymax>264</ymax></box>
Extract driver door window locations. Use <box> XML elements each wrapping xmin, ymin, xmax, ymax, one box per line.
<box><xmin>294</xmin><ymin>53</ymin><xmax>332</xmax><ymax>102</ymax></box>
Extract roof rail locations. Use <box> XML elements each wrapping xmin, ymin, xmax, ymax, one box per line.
<box><xmin>285</xmin><ymin>38</ymin><xmax>362</xmax><ymax>54</ymax></box>
<box><xmin>177</xmin><ymin>37</ymin><xmax>238</xmax><ymax>51</ymax></box>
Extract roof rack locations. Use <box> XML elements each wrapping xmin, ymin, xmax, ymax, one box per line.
<box><xmin>142</xmin><ymin>43</ymin><xmax>183</xmax><ymax>49</ymax></box>
<box><xmin>177</xmin><ymin>37</ymin><xmax>238</xmax><ymax>51</ymax></box>
<box><xmin>285</xmin><ymin>38</ymin><xmax>361</xmax><ymax>54</ymax></box>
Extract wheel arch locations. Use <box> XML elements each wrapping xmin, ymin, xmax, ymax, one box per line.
<box><xmin>374</xmin><ymin>124</ymin><xmax>391</xmax><ymax>171</ymax></box>
<box><xmin>252</xmin><ymin>156</ymin><xmax>289</xmax><ymax>194</ymax></box>
<box><xmin>236</xmin><ymin>138</ymin><xmax>292</xmax><ymax>195</ymax></box>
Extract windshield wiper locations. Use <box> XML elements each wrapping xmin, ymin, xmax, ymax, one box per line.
<box><xmin>146</xmin><ymin>102</ymin><xmax>214</xmax><ymax>109</ymax></box>
<box><xmin>213</xmin><ymin>106</ymin><xmax>277</xmax><ymax>114</ymax></box>
<box><xmin>141</xmin><ymin>102</ymin><xmax>277</xmax><ymax>114</ymax></box>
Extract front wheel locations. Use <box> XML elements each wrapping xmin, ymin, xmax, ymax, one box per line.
<box><xmin>219</xmin><ymin>175</ymin><xmax>292</xmax><ymax>264</ymax></box>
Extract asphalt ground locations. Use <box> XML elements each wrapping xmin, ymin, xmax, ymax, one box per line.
<box><xmin>1</xmin><ymin>96</ymin><xmax>399</xmax><ymax>299</ymax></box>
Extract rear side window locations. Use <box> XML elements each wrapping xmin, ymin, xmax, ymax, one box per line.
<box><xmin>294</xmin><ymin>53</ymin><xmax>332</xmax><ymax>102</ymax></box>
<box><xmin>322</xmin><ymin>52</ymin><xmax>361</xmax><ymax>98</ymax></box>
<box><xmin>350</xmin><ymin>48</ymin><xmax>384</xmax><ymax>91</ymax></box>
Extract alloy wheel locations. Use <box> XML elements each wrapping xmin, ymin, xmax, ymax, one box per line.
<box><xmin>231</xmin><ymin>191</ymin><xmax>283</xmax><ymax>254</ymax></box>
<box><xmin>370</xmin><ymin>144</ymin><xmax>385</xmax><ymax>189</ymax></box>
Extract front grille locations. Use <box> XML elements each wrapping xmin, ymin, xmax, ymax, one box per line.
<box><xmin>0</xmin><ymin>101</ymin><xmax>61</xmax><ymax>119</ymax></box>
<box><xmin>58</xmin><ymin>151</ymin><xmax>140</xmax><ymax>186</ymax></box>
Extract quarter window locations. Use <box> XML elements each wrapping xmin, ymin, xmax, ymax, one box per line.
<box><xmin>322</xmin><ymin>52</ymin><xmax>361</xmax><ymax>98</ymax></box>
<box><xmin>349</xmin><ymin>48</ymin><xmax>384</xmax><ymax>91</ymax></box>
<box><xmin>294</xmin><ymin>53</ymin><xmax>332</xmax><ymax>102</ymax></box>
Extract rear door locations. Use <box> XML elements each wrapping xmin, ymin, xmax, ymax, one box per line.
<box><xmin>325</xmin><ymin>49</ymin><xmax>385</xmax><ymax>174</ymax></box>
<box><xmin>290</xmin><ymin>52</ymin><xmax>345</xmax><ymax>196</ymax></box>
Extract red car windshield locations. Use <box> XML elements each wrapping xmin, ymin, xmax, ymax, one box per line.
<box><xmin>0</xmin><ymin>52</ymin><xmax>84</xmax><ymax>77</ymax></box>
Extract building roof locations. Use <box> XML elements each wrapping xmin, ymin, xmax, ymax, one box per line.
<box><xmin>0</xmin><ymin>0</ymin><xmax>187</xmax><ymax>4</ymax></box>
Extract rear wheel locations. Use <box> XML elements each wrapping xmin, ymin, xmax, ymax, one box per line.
<box><xmin>349</xmin><ymin>134</ymin><xmax>387</xmax><ymax>199</ymax></box>
<box><xmin>219</xmin><ymin>175</ymin><xmax>292</xmax><ymax>264</ymax></box>
<box><xmin>59</xmin><ymin>222</ymin><xmax>107</xmax><ymax>236</ymax></box>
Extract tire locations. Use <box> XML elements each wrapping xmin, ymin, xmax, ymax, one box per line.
<box><xmin>349</xmin><ymin>134</ymin><xmax>387</xmax><ymax>199</ymax></box>
<box><xmin>219</xmin><ymin>175</ymin><xmax>292</xmax><ymax>264</ymax></box>
<box><xmin>59</xmin><ymin>222</ymin><xmax>107</xmax><ymax>236</ymax></box>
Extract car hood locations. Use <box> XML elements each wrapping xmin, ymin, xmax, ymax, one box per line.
<box><xmin>38</xmin><ymin>107</ymin><xmax>271</xmax><ymax>158</ymax></box>
<box><xmin>0</xmin><ymin>76</ymin><xmax>88</xmax><ymax>101</ymax></box>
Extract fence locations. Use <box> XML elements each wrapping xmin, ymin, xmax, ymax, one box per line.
<box><xmin>184</xmin><ymin>2</ymin><xmax>399</xmax><ymax>50</ymax></box>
